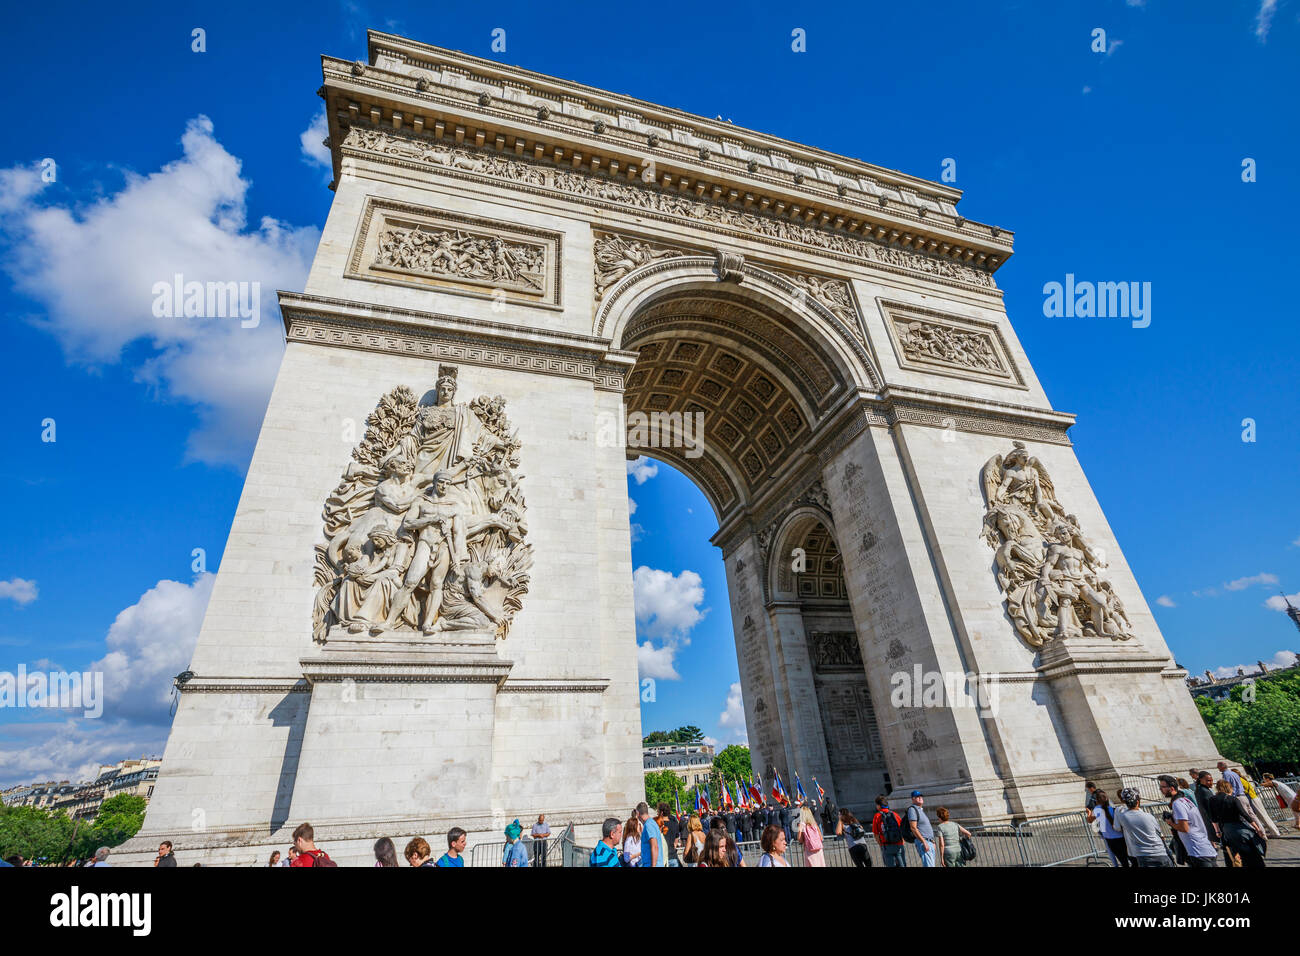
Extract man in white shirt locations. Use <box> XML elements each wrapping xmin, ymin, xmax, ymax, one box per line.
<box><xmin>1159</xmin><ymin>775</ymin><xmax>1216</xmax><ymax>867</ymax></box>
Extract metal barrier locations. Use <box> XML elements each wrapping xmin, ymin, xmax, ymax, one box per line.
<box><xmin>964</xmin><ymin>823</ymin><xmax>1025</xmax><ymax>867</ymax></box>
<box><xmin>1015</xmin><ymin>811</ymin><xmax>1108</xmax><ymax>866</ymax></box>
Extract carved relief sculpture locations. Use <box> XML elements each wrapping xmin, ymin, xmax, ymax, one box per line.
<box><xmin>374</xmin><ymin>224</ymin><xmax>546</xmax><ymax>293</ymax></box>
<box><xmin>980</xmin><ymin>442</ymin><xmax>1133</xmax><ymax>648</ymax></box>
<box><xmin>896</xmin><ymin>319</ymin><xmax>1003</xmax><ymax>374</ymax></box>
<box><xmin>312</xmin><ymin>365</ymin><xmax>533</xmax><ymax>642</ymax></box>
<box><xmin>593</xmin><ymin>232</ymin><xmax>688</xmax><ymax>299</ymax></box>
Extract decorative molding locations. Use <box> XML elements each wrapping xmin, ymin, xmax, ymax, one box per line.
<box><xmin>347</xmin><ymin>196</ymin><xmax>563</xmax><ymax>309</ymax></box>
<box><xmin>338</xmin><ymin>125</ymin><xmax>1001</xmax><ymax>296</ymax></box>
<box><xmin>178</xmin><ymin>678</ymin><xmax>311</xmax><ymax>695</ymax></box>
<box><xmin>879</xmin><ymin>298</ymin><xmax>1025</xmax><ymax>388</ymax></box>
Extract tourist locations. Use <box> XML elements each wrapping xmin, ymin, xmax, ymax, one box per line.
<box><xmin>404</xmin><ymin>837</ymin><xmax>434</xmax><ymax>867</ymax></box>
<box><xmin>758</xmin><ymin>824</ymin><xmax>789</xmax><ymax>867</ymax></box>
<box><xmin>590</xmin><ymin>817</ymin><xmax>623</xmax><ymax>867</ymax></box>
<box><xmin>836</xmin><ymin>809</ymin><xmax>871</xmax><ymax>867</ymax></box>
<box><xmin>905</xmin><ymin>791</ymin><xmax>936</xmax><ymax>867</ymax></box>
<box><xmin>530</xmin><ymin>813</ymin><xmax>551</xmax><ymax>867</ymax></box>
<box><xmin>623</xmin><ymin>815</ymin><xmax>642</xmax><ymax>867</ymax></box>
<box><xmin>638</xmin><ymin>801</ymin><xmax>665</xmax><ymax>867</ymax></box>
<box><xmin>1240</xmin><ymin>770</ymin><xmax>1282</xmax><ymax>838</ymax></box>
<box><xmin>154</xmin><ymin>841</ymin><xmax>177</xmax><ymax>868</ymax></box>
<box><xmin>796</xmin><ymin>804</ymin><xmax>825</xmax><ymax>866</ymax></box>
<box><xmin>682</xmin><ymin>814</ymin><xmax>705</xmax><ymax>864</ymax></box>
<box><xmin>88</xmin><ymin>847</ymin><xmax>110</xmax><ymax>867</ymax></box>
<box><xmin>1208</xmin><ymin>780</ymin><xmax>1266</xmax><ymax>868</ymax></box>
<box><xmin>1262</xmin><ymin>773</ymin><xmax>1300</xmax><ymax>829</ymax></box>
<box><xmin>699</xmin><ymin>829</ymin><xmax>734</xmax><ymax>867</ymax></box>
<box><xmin>1113</xmin><ymin>789</ymin><xmax>1173</xmax><ymax>867</ymax></box>
<box><xmin>1090</xmin><ymin>790</ymin><xmax>1132</xmax><ymax>867</ymax></box>
<box><xmin>872</xmin><ymin>796</ymin><xmax>906</xmax><ymax>868</ymax></box>
<box><xmin>660</xmin><ymin>803</ymin><xmax>680</xmax><ymax>866</ymax></box>
<box><xmin>373</xmin><ymin>837</ymin><xmax>399</xmax><ymax>868</ymax></box>
<box><xmin>1158</xmin><ymin>776</ymin><xmax>1216</xmax><ymax>867</ymax></box>
<box><xmin>285</xmin><ymin>846</ymin><xmax>300</xmax><ymax>866</ymax></box>
<box><xmin>1084</xmin><ymin>780</ymin><xmax>1098</xmax><ymax>813</ymax></box>
<box><xmin>268</xmin><ymin>850</ymin><xmax>281</xmax><ymax>867</ymax></box>
<box><xmin>933</xmin><ymin>808</ymin><xmax>971</xmax><ymax>868</ymax></box>
<box><xmin>1217</xmin><ymin>761</ymin><xmax>1260</xmax><ymax>830</ymax></box>
<box><xmin>291</xmin><ymin>823</ymin><xmax>335</xmax><ymax>867</ymax></box>
<box><xmin>503</xmin><ymin>819</ymin><xmax>530</xmax><ymax>867</ymax></box>
<box><xmin>437</xmin><ymin>827</ymin><xmax>467</xmax><ymax>867</ymax></box>
<box><xmin>1194</xmin><ymin>771</ymin><xmax>1227</xmax><ymax>863</ymax></box>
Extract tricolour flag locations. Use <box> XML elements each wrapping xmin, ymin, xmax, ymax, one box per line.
<box><xmin>813</xmin><ymin>777</ymin><xmax>826</xmax><ymax>803</ymax></box>
<box><xmin>794</xmin><ymin>771</ymin><xmax>808</xmax><ymax>804</ymax></box>
<box><xmin>748</xmin><ymin>775</ymin><xmax>763</xmax><ymax>804</ymax></box>
<box><xmin>772</xmin><ymin>770</ymin><xmax>790</xmax><ymax>806</ymax></box>
<box><xmin>721</xmin><ymin>779</ymin><xmax>734</xmax><ymax>811</ymax></box>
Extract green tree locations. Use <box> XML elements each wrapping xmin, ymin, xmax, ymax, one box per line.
<box><xmin>0</xmin><ymin>805</ymin><xmax>75</xmax><ymax>864</ymax></box>
<box><xmin>644</xmin><ymin>769</ymin><xmax>689</xmax><ymax>810</ymax></box>
<box><xmin>88</xmin><ymin>794</ymin><xmax>147</xmax><ymax>849</ymax></box>
<box><xmin>642</xmin><ymin>730</ymin><xmax>674</xmax><ymax>746</ymax></box>
<box><xmin>674</xmin><ymin>725</ymin><xmax>705</xmax><ymax>744</ymax></box>
<box><xmin>1196</xmin><ymin>672</ymin><xmax>1300</xmax><ymax>772</ymax></box>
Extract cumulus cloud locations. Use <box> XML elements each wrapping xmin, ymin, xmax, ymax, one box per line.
<box><xmin>1224</xmin><ymin>572</ymin><xmax>1278</xmax><ymax>591</ymax></box>
<box><xmin>91</xmin><ymin>574</ymin><xmax>215</xmax><ymax>725</ymax></box>
<box><xmin>717</xmin><ymin>681</ymin><xmax>748</xmax><ymax>745</ymax></box>
<box><xmin>1155</xmin><ymin>595</ymin><xmax>1176</xmax><ymax>608</ymax></box>
<box><xmin>627</xmin><ymin>456</ymin><xmax>659</xmax><ymax>484</ymax></box>
<box><xmin>0</xmin><ymin>116</ymin><xmax>319</xmax><ymax>468</ymax></box>
<box><xmin>628</xmin><ymin>498</ymin><xmax>638</xmax><ymax>515</ymax></box>
<box><xmin>0</xmin><ymin>578</ymin><xmax>38</xmax><ymax>605</ymax></box>
<box><xmin>300</xmin><ymin>109</ymin><xmax>332</xmax><ymax>172</ymax></box>
<box><xmin>633</xmin><ymin>566</ymin><xmax>708</xmax><ymax>681</ymax></box>
<box><xmin>0</xmin><ymin>718</ymin><xmax>165</xmax><ymax>790</ymax></box>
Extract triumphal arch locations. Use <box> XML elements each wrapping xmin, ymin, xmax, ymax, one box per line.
<box><xmin>123</xmin><ymin>30</ymin><xmax>1218</xmax><ymax>863</ymax></box>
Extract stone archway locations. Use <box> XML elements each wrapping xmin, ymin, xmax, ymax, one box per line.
<box><xmin>120</xmin><ymin>30</ymin><xmax>1221</xmax><ymax>864</ymax></box>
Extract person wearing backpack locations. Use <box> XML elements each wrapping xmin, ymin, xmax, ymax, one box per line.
<box><xmin>871</xmin><ymin>796</ymin><xmax>906</xmax><ymax>867</ymax></box>
<box><xmin>904</xmin><ymin>791</ymin><xmax>937</xmax><ymax>867</ymax></box>
<box><xmin>836</xmin><ymin>809</ymin><xmax>872</xmax><ymax>867</ymax></box>
<box><xmin>290</xmin><ymin>822</ymin><xmax>336</xmax><ymax>867</ymax></box>
<box><xmin>796</xmin><ymin>805</ymin><xmax>825</xmax><ymax>866</ymax></box>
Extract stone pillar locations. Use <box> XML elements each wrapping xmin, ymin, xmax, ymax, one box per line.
<box><xmin>820</xmin><ymin>419</ymin><xmax>1007</xmax><ymax>821</ymax></box>
<box><xmin>766</xmin><ymin>602</ymin><xmax>837</xmax><ymax>802</ymax></box>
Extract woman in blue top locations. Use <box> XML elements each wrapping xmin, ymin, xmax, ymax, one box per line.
<box><xmin>503</xmin><ymin>820</ymin><xmax>530</xmax><ymax>867</ymax></box>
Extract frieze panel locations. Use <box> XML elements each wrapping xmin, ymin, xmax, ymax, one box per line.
<box><xmin>341</xmin><ymin>126</ymin><xmax>998</xmax><ymax>294</ymax></box>
<box><xmin>880</xmin><ymin>300</ymin><xmax>1025</xmax><ymax>388</ymax></box>
<box><xmin>347</xmin><ymin>198</ymin><xmax>563</xmax><ymax>309</ymax></box>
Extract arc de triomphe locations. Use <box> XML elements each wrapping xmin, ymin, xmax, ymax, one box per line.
<box><xmin>122</xmin><ymin>30</ymin><xmax>1217</xmax><ymax>864</ymax></box>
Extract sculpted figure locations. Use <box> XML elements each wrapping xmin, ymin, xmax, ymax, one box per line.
<box><xmin>311</xmin><ymin>370</ymin><xmax>533</xmax><ymax>643</ymax></box>
<box><xmin>981</xmin><ymin>443</ymin><xmax>1133</xmax><ymax>648</ymax></box>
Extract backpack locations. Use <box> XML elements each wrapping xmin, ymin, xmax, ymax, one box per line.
<box><xmin>959</xmin><ymin>835</ymin><xmax>976</xmax><ymax>862</ymax></box>
<box><xmin>877</xmin><ymin>809</ymin><xmax>903</xmax><ymax>844</ymax></box>
<box><xmin>846</xmin><ymin>822</ymin><xmax>867</xmax><ymax>842</ymax></box>
<box><xmin>902</xmin><ymin>807</ymin><xmax>924</xmax><ymax>843</ymax></box>
<box><xmin>803</xmin><ymin>822</ymin><xmax>823</xmax><ymax>853</ymax></box>
<box><xmin>309</xmin><ymin>850</ymin><xmax>337</xmax><ymax>868</ymax></box>
<box><xmin>1241</xmin><ymin>778</ymin><xmax>1259</xmax><ymax>800</ymax></box>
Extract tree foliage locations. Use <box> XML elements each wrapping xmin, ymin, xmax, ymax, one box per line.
<box><xmin>642</xmin><ymin>725</ymin><xmax>706</xmax><ymax>746</ymax></box>
<box><xmin>644</xmin><ymin>769</ymin><xmax>690</xmax><ymax>810</ymax></box>
<box><xmin>0</xmin><ymin>794</ymin><xmax>147</xmax><ymax>864</ymax></box>
<box><xmin>1196</xmin><ymin>671</ymin><xmax>1300</xmax><ymax>772</ymax></box>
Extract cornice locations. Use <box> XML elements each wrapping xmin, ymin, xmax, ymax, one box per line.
<box><xmin>318</xmin><ymin>36</ymin><xmax>1013</xmax><ymax>276</ymax></box>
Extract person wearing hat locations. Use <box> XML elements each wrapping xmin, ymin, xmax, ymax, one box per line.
<box><xmin>1113</xmin><ymin>788</ymin><xmax>1173</xmax><ymax>867</ymax></box>
<box><xmin>905</xmin><ymin>791</ymin><xmax>936</xmax><ymax>867</ymax></box>
<box><xmin>502</xmin><ymin>819</ymin><xmax>530</xmax><ymax>867</ymax></box>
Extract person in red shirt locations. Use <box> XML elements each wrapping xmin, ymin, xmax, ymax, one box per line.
<box><xmin>871</xmin><ymin>796</ymin><xmax>906</xmax><ymax>868</ymax></box>
<box><xmin>289</xmin><ymin>822</ymin><xmax>335</xmax><ymax>867</ymax></box>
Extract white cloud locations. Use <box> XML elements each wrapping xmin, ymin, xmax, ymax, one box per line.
<box><xmin>0</xmin><ymin>116</ymin><xmax>319</xmax><ymax>468</ymax></box>
<box><xmin>629</xmin><ymin>523</ymin><xmax>645</xmax><ymax>544</ymax></box>
<box><xmin>0</xmin><ymin>578</ymin><xmax>38</xmax><ymax>605</ymax></box>
<box><xmin>632</xmin><ymin>566</ymin><xmax>708</xmax><ymax>681</ymax></box>
<box><xmin>0</xmin><ymin>718</ymin><xmax>165</xmax><ymax>790</ymax></box>
<box><xmin>1265</xmin><ymin>591</ymin><xmax>1300</xmax><ymax>612</ymax></box>
<box><xmin>1256</xmin><ymin>0</ymin><xmax>1278</xmax><ymax>41</ymax></box>
<box><xmin>91</xmin><ymin>574</ymin><xmax>215</xmax><ymax>725</ymax></box>
<box><xmin>1209</xmin><ymin>649</ymin><xmax>1297</xmax><ymax>680</ymax></box>
<box><xmin>1106</xmin><ymin>38</ymin><xmax>1124</xmax><ymax>57</ymax></box>
<box><xmin>1224</xmin><ymin>572</ymin><xmax>1278</xmax><ymax>591</ymax></box>
<box><xmin>1155</xmin><ymin>595</ymin><xmax>1176</xmax><ymax>608</ymax></box>
<box><xmin>628</xmin><ymin>498</ymin><xmax>638</xmax><ymax>515</ymax></box>
<box><xmin>717</xmin><ymin>681</ymin><xmax>748</xmax><ymax>746</ymax></box>
<box><xmin>1082</xmin><ymin>85</ymin><xmax>1093</xmax><ymax>95</ymax></box>
<box><xmin>637</xmin><ymin>640</ymin><xmax>680</xmax><ymax>681</ymax></box>
<box><xmin>300</xmin><ymin>109</ymin><xmax>332</xmax><ymax>172</ymax></box>
<box><xmin>627</xmin><ymin>456</ymin><xmax>659</xmax><ymax>484</ymax></box>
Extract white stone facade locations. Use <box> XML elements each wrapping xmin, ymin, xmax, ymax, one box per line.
<box><xmin>117</xmin><ymin>30</ymin><xmax>1217</xmax><ymax>864</ymax></box>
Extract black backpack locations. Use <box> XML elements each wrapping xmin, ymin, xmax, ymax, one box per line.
<box><xmin>878</xmin><ymin>809</ymin><xmax>904</xmax><ymax>844</ymax></box>
<box><xmin>847</xmin><ymin>822</ymin><xmax>867</xmax><ymax>842</ymax></box>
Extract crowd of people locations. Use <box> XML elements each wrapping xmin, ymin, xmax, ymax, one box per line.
<box><xmin>1085</xmin><ymin>762</ymin><xmax>1296</xmax><ymax>868</ymax></box>
<box><xmin>11</xmin><ymin>763</ymin><xmax>1290</xmax><ymax>868</ymax></box>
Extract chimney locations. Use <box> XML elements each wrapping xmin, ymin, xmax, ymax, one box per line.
<box><xmin>1258</xmin><ymin>660</ymin><xmax>1268</xmax><ymax>674</ymax></box>
<box><xmin>1204</xmin><ymin>670</ymin><xmax>1215</xmax><ymax>683</ymax></box>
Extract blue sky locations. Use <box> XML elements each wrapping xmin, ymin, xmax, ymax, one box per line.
<box><xmin>0</xmin><ymin>0</ymin><xmax>1296</xmax><ymax>785</ymax></box>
